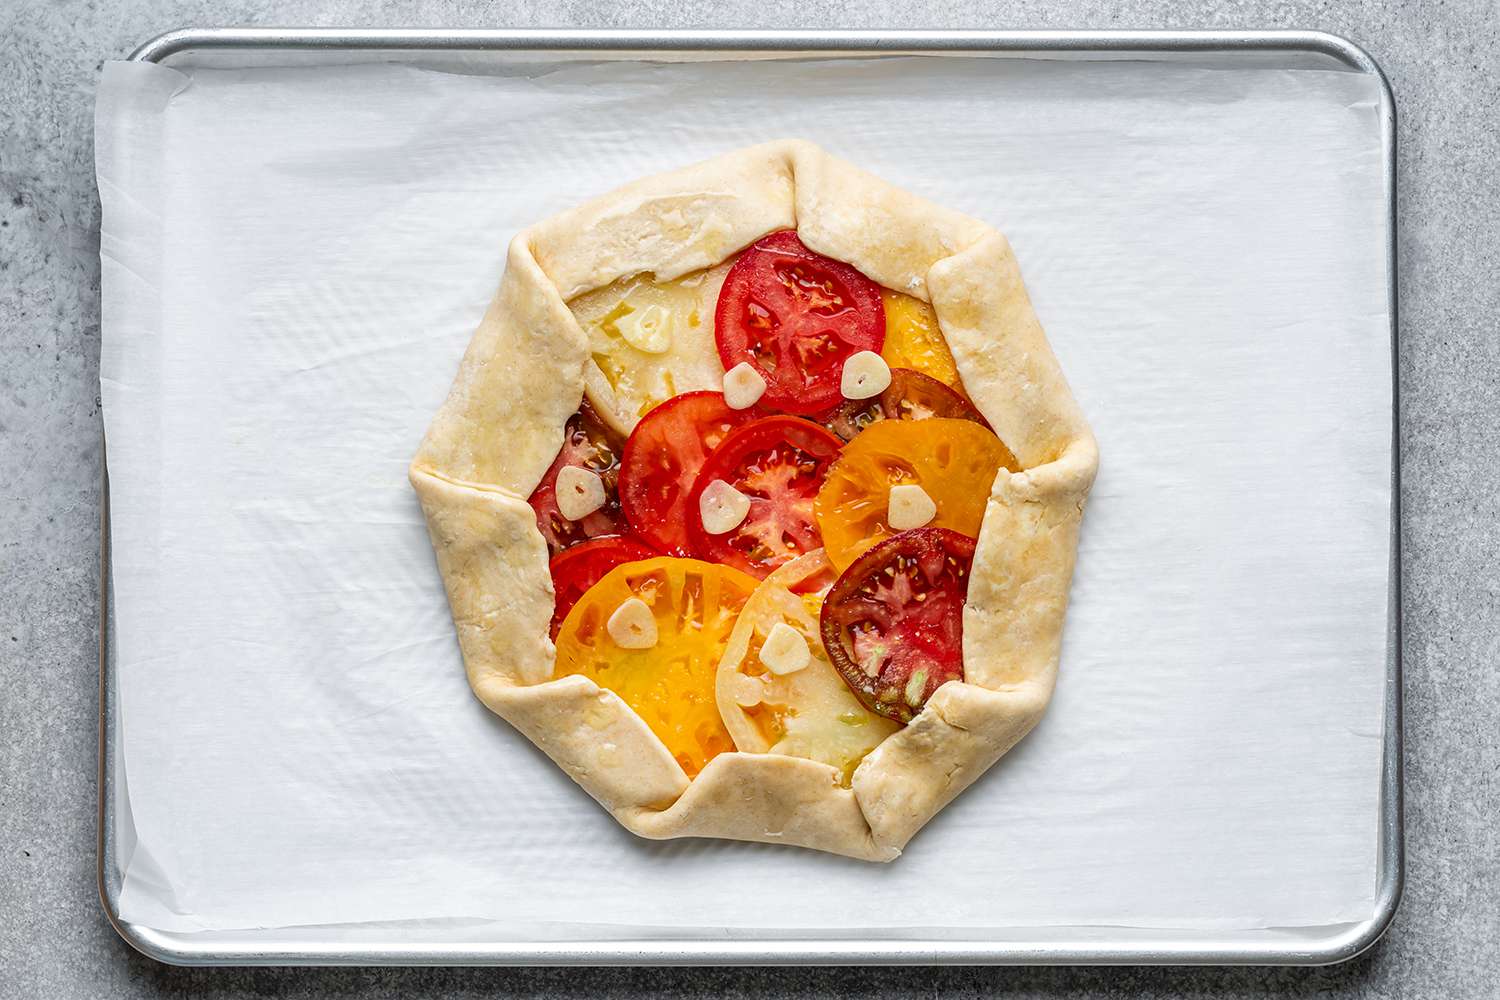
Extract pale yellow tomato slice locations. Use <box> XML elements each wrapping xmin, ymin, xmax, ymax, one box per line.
<box><xmin>880</xmin><ymin>289</ymin><xmax>964</xmax><ymax>394</ymax></box>
<box><xmin>814</xmin><ymin>418</ymin><xmax>1019</xmax><ymax>571</ymax></box>
<box><xmin>569</xmin><ymin>263</ymin><xmax>733</xmax><ymax>434</ymax></box>
<box><xmin>715</xmin><ymin>550</ymin><xmax>899</xmax><ymax>785</ymax></box>
<box><xmin>554</xmin><ymin>556</ymin><xmax>758</xmax><ymax>777</ymax></box>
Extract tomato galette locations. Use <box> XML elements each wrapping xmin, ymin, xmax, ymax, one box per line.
<box><xmin>411</xmin><ymin>141</ymin><xmax>1097</xmax><ymax>862</ymax></box>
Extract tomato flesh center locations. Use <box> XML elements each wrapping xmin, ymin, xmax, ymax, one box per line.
<box><xmin>689</xmin><ymin>417</ymin><xmax>843</xmax><ymax>580</ymax></box>
<box><xmin>821</xmin><ymin>527</ymin><xmax>975</xmax><ymax>723</ymax></box>
<box><xmin>727</xmin><ymin>441</ymin><xmax>823</xmax><ymax>565</ymax></box>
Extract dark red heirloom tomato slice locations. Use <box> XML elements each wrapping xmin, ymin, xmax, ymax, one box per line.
<box><xmin>822</xmin><ymin>367</ymin><xmax>992</xmax><ymax>442</ymax></box>
<box><xmin>528</xmin><ymin>400</ymin><xmax>625</xmax><ymax>556</ymax></box>
<box><xmin>547</xmin><ymin>536</ymin><xmax>656</xmax><ymax>637</ymax></box>
<box><xmin>714</xmin><ymin>231</ymin><xmax>885</xmax><ymax>416</ymax></box>
<box><xmin>819</xmin><ymin>526</ymin><xmax>977</xmax><ymax>724</ymax></box>
<box><xmin>687</xmin><ymin>415</ymin><xmax>844</xmax><ymax>580</ymax></box>
<box><xmin>617</xmin><ymin>391</ymin><xmax>760</xmax><ymax>556</ymax></box>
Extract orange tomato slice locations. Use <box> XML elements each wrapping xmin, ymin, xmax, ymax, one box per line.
<box><xmin>880</xmin><ymin>290</ymin><xmax>964</xmax><ymax>393</ymax></box>
<box><xmin>553</xmin><ymin>556</ymin><xmax>758</xmax><ymax>777</ymax></box>
<box><xmin>814</xmin><ymin>418</ymin><xmax>1019</xmax><ymax>571</ymax></box>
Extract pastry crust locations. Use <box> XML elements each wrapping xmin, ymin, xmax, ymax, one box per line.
<box><xmin>411</xmin><ymin>140</ymin><xmax>1097</xmax><ymax>861</ymax></box>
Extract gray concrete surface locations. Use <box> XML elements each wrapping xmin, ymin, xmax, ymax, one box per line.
<box><xmin>2</xmin><ymin>0</ymin><xmax>1497</xmax><ymax>996</ymax></box>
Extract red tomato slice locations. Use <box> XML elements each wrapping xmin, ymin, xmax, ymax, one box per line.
<box><xmin>822</xmin><ymin>367</ymin><xmax>991</xmax><ymax>442</ymax></box>
<box><xmin>617</xmin><ymin>391</ymin><xmax>760</xmax><ymax>556</ymax></box>
<box><xmin>528</xmin><ymin>400</ymin><xmax>625</xmax><ymax>556</ymax></box>
<box><xmin>819</xmin><ymin>526</ymin><xmax>976</xmax><ymax>724</ymax></box>
<box><xmin>547</xmin><ymin>536</ymin><xmax>656</xmax><ymax>638</ymax></box>
<box><xmin>687</xmin><ymin>415</ymin><xmax>844</xmax><ymax>579</ymax></box>
<box><xmin>714</xmin><ymin>231</ymin><xmax>885</xmax><ymax>416</ymax></box>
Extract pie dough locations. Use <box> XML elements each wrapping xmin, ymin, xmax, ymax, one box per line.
<box><xmin>410</xmin><ymin>140</ymin><xmax>1098</xmax><ymax>862</ymax></box>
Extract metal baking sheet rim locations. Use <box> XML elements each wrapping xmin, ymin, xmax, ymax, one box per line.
<box><xmin>96</xmin><ymin>26</ymin><xmax>1402</xmax><ymax>968</ymax></box>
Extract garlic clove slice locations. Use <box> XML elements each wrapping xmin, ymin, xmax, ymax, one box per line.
<box><xmin>840</xmin><ymin>350</ymin><xmax>892</xmax><ymax>400</ymax></box>
<box><xmin>606</xmin><ymin>597</ymin><xmax>658</xmax><ymax>650</ymax></box>
<box><xmin>759</xmin><ymin>622</ymin><xmax>811</xmax><ymax>675</ymax></box>
<box><xmin>722</xmin><ymin>361</ymin><xmax>768</xmax><ymax>410</ymax></box>
<box><xmin>615</xmin><ymin>303</ymin><xmax>674</xmax><ymax>354</ymax></box>
<box><xmin>555</xmin><ymin>465</ymin><xmax>607</xmax><ymax>521</ymax></box>
<box><xmin>699</xmin><ymin>479</ymin><xmax>751</xmax><ymax>535</ymax></box>
<box><xmin>886</xmin><ymin>483</ymin><xmax>937</xmax><ymax>531</ymax></box>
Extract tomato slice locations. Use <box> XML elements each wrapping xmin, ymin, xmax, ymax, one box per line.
<box><xmin>820</xmin><ymin>527</ymin><xmax>976</xmax><ymax>724</ymax></box>
<box><xmin>554</xmin><ymin>556</ymin><xmax>759</xmax><ymax>777</ymax></box>
<box><xmin>528</xmin><ymin>400</ymin><xmax>626</xmax><ymax>555</ymax></box>
<box><xmin>715</xmin><ymin>549</ymin><xmax>900</xmax><ymax>785</ymax></box>
<box><xmin>714</xmin><ymin>231</ymin><xmax>885</xmax><ymax>415</ymax></box>
<box><xmin>567</xmin><ymin>262</ymin><xmax>734</xmax><ymax>432</ymax></box>
<box><xmin>822</xmin><ymin>367</ymin><xmax>991</xmax><ymax>442</ymax></box>
<box><xmin>547</xmin><ymin>536</ymin><xmax>657</xmax><ymax>638</ymax></box>
<box><xmin>815</xmin><ymin>417</ymin><xmax>1018</xmax><ymax>572</ymax></box>
<box><xmin>687</xmin><ymin>416</ymin><xmax>844</xmax><ymax>580</ymax></box>
<box><xmin>617</xmin><ymin>391</ymin><xmax>760</xmax><ymax>556</ymax></box>
<box><xmin>880</xmin><ymin>289</ymin><xmax>966</xmax><ymax>393</ymax></box>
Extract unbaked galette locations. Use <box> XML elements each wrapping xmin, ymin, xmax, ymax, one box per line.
<box><xmin>411</xmin><ymin>141</ymin><xmax>1097</xmax><ymax>861</ymax></box>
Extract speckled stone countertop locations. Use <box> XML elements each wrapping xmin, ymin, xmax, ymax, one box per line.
<box><xmin>2</xmin><ymin>1</ymin><xmax>1496</xmax><ymax>997</ymax></box>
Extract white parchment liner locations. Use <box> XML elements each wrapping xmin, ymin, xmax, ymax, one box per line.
<box><xmin>97</xmin><ymin>53</ymin><xmax>1389</xmax><ymax>935</ymax></box>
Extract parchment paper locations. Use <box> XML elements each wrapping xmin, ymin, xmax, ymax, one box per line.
<box><xmin>96</xmin><ymin>53</ymin><xmax>1391</xmax><ymax>936</ymax></box>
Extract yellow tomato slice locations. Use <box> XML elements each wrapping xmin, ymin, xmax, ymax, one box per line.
<box><xmin>814</xmin><ymin>418</ymin><xmax>1019</xmax><ymax>571</ymax></box>
<box><xmin>569</xmin><ymin>263</ymin><xmax>733</xmax><ymax>434</ymax></box>
<box><xmin>553</xmin><ymin>556</ymin><xmax>758</xmax><ymax>777</ymax></box>
<box><xmin>715</xmin><ymin>550</ymin><xmax>899</xmax><ymax>785</ymax></box>
<box><xmin>880</xmin><ymin>290</ymin><xmax>964</xmax><ymax>393</ymax></box>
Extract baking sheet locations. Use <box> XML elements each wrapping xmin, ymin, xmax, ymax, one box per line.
<box><xmin>97</xmin><ymin>50</ymin><xmax>1392</xmax><ymax>939</ymax></box>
